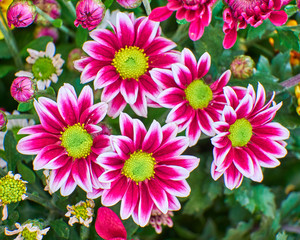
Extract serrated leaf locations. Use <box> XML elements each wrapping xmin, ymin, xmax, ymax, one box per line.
<box><xmin>17</xmin><ymin>101</ymin><xmax>34</xmax><ymax>112</ymax></box>
<box><xmin>20</xmin><ymin>36</ymin><xmax>52</xmax><ymax>57</ymax></box>
<box><xmin>257</xmin><ymin>55</ymin><xmax>271</xmax><ymax>73</ymax></box>
<box><xmin>50</xmin><ymin>219</ymin><xmax>70</xmax><ymax>239</ymax></box>
<box><xmin>280</xmin><ymin>192</ymin><xmax>300</xmax><ymax>219</ymax></box>
<box><xmin>275</xmin><ymin>29</ymin><xmax>300</xmax><ymax>52</ymax></box>
<box><xmin>247</xmin><ymin>22</ymin><xmax>267</xmax><ymax>40</ymax></box>
<box><xmin>252</xmin><ymin>185</ymin><xmax>276</xmax><ymax>219</ymax></box>
<box><xmin>276</xmin><ymin>232</ymin><xmax>288</xmax><ymax>240</ymax></box>
<box><xmin>271</xmin><ymin>52</ymin><xmax>292</xmax><ymax>81</ymax></box>
<box><xmin>0</xmin><ymin>65</ymin><xmax>14</xmax><ymax>78</ymax></box>
<box><xmin>53</xmin><ymin>18</ymin><xmax>63</xmax><ymax>28</ymax></box>
<box><xmin>17</xmin><ymin>162</ymin><xmax>36</xmax><ymax>184</ymax></box>
<box><xmin>76</xmin><ymin>26</ymin><xmax>89</xmax><ymax>48</ymax></box>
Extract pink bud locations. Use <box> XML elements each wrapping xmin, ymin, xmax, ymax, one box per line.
<box><xmin>34</xmin><ymin>26</ymin><xmax>59</xmax><ymax>42</ymax></box>
<box><xmin>67</xmin><ymin>48</ymin><xmax>84</xmax><ymax>71</ymax></box>
<box><xmin>10</xmin><ymin>76</ymin><xmax>35</xmax><ymax>103</ymax></box>
<box><xmin>116</xmin><ymin>0</ymin><xmax>142</xmax><ymax>9</ymax></box>
<box><xmin>7</xmin><ymin>0</ymin><xmax>36</xmax><ymax>28</ymax></box>
<box><xmin>33</xmin><ymin>0</ymin><xmax>61</xmax><ymax>25</ymax></box>
<box><xmin>0</xmin><ymin>110</ymin><xmax>7</xmax><ymax>131</ymax></box>
<box><xmin>74</xmin><ymin>0</ymin><xmax>106</xmax><ymax>30</ymax></box>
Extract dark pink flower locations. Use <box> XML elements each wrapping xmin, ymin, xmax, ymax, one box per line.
<box><xmin>222</xmin><ymin>0</ymin><xmax>288</xmax><ymax>49</ymax></box>
<box><xmin>7</xmin><ymin>0</ymin><xmax>36</xmax><ymax>28</ymax></box>
<box><xmin>34</xmin><ymin>26</ymin><xmax>59</xmax><ymax>43</ymax></box>
<box><xmin>10</xmin><ymin>76</ymin><xmax>35</xmax><ymax>103</ymax></box>
<box><xmin>74</xmin><ymin>12</ymin><xmax>179</xmax><ymax>118</ymax></box>
<box><xmin>74</xmin><ymin>0</ymin><xmax>106</xmax><ymax>31</ymax></box>
<box><xmin>116</xmin><ymin>0</ymin><xmax>142</xmax><ymax>9</ymax></box>
<box><xmin>97</xmin><ymin>113</ymin><xmax>200</xmax><ymax>226</ymax></box>
<box><xmin>150</xmin><ymin>49</ymin><xmax>231</xmax><ymax>146</ymax></box>
<box><xmin>17</xmin><ymin>84</ymin><xmax>111</xmax><ymax>196</ymax></box>
<box><xmin>149</xmin><ymin>0</ymin><xmax>216</xmax><ymax>41</ymax></box>
<box><xmin>211</xmin><ymin>83</ymin><xmax>289</xmax><ymax>189</ymax></box>
<box><xmin>95</xmin><ymin>207</ymin><xmax>127</xmax><ymax>240</ymax></box>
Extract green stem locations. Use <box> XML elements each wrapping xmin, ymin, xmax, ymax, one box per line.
<box><xmin>0</xmin><ymin>12</ymin><xmax>23</xmax><ymax>69</ymax></box>
<box><xmin>6</xmin><ymin>114</ymin><xmax>35</xmax><ymax>120</ymax></box>
<box><xmin>280</xmin><ymin>73</ymin><xmax>300</xmax><ymax>89</ymax></box>
<box><xmin>142</xmin><ymin>0</ymin><xmax>151</xmax><ymax>15</ymax></box>
<box><xmin>172</xmin><ymin>24</ymin><xmax>189</xmax><ymax>43</ymax></box>
<box><xmin>63</xmin><ymin>0</ymin><xmax>76</xmax><ymax>19</ymax></box>
<box><xmin>36</xmin><ymin>7</ymin><xmax>75</xmax><ymax>37</ymax></box>
<box><xmin>26</xmin><ymin>193</ymin><xmax>54</xmax><ymax>210</ymax></box>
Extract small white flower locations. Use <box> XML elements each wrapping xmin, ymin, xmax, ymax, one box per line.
<box><xmin>5</xmin><ymin>222</ymin><xmax>50</xmax><ymax>240</ymax></box>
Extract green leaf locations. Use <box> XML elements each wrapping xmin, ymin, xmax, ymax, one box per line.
<box><xmin>275</xmin><ymin>29</ymin><xmax>300</xmax><ymax>52</ymax></box>
<box><xmin>276</xmin><ymin>232</ymin><xmax>288</xmax><ymax>240</ymax></box>
<box><xmin>20</xmin><ymin>36</ymin><xmax>53</xmax><ymax>57</ymax></box>
<box><xmin>252</xmin><ymin>185</ymin><xmax>276</xmax><ymax>219</ymax></box>
<box><xmin>50</xmin><ymin>219</ymin><xmax>70</xmax><ymax>239</ymax></box>
<box><xmin>0</xmin><ymin>40</ymin><xmax>12</xmax><ymax>59</ymax></box>
<box><xmin>4</xmin><ymin>130</ymin><xmax>22</xmax><ymax>172</ymax></box>
<box><xmin>284</xmin><ymin>5</ymin><xmax>298</xmax><ymax>17</ymax></box>
<box><xmin>104</xmin><ymin>0</ymin><xmax>114</xmax><ymax>8</ymax></box>
<box><xmin>0</xmin><ymin>65</ymin><xmax>14</xmax><ymax>78</ymax></box>
<box><xmin>17</xmin><ymin>162</ymin><xmax>36</xmax><ymax>184</ymax></box>
<box><xmin>247</xmin><ymin>22</ymin><xmax>267</xmax><ymax>40</ymax></box>
<box><xmin>176</xmin><ymin>19</ymin><xmax>188</xmax><ymax>25</ymax></box>
<box><xmin>280</xmin><ymin>192</ymin><xmax>300</xmax><ymax>219</ymax></box>
<box><xmin>123</xmin><ymin>217</ymin><xmax>139</xmax><ymax>238</ymax></box>
<box><xmin>76</xmin><ymin>26</ymin><xmax>89</xmax><ymax>48</ymax></box>
<box><xmin>257</xmin><ymin>55</ymin><xmax>271</xmax><ymax>74</ymax></box>
<box><xmin>53</xmin><ymin>18</ymin><xmax>63</xmax><ymax>28</ymax></box>
<box><xmin>17</xmin><ymin>101</ymin><xmax>34</xmax><ymax>112</ymax></box>
<box><xmin>271</xmin><ymin>52</ymin><xmax>292</xmax><ymax>81</ymax></box>
<box><xmin>224</xmin><ymin>221</ymin><xmax>253</xmax><ymax>240</ymax></box>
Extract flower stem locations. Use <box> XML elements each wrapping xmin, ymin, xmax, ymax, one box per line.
<box><xmin>0</xmin><ymin>12</ymin><xmax>23</xmax><ymax>69</ymax></box>
<box><xmin>142</xmin><ymin>0</ymin><xmax>151</xmax><ymax>15</ymax></box>
<box><xmin>62</xmin><ymin>0</ymin><xmax>76</xmax><ymax>19</ymax></box>
<box><xmin>280</xmin><ymin>73</ymin><xmax>300</xmax><ymax>89</ymax></box>
<box><xmin>36</xmin><ymin>7</ymin><xmax>75</xmax><ymax>37</ymax></box>
<box><xmin>6</xmin><ymin>114</ymin><xmax>35</xmax><ymax>120</ymax></box>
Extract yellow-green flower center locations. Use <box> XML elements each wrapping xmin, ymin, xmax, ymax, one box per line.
<box><xmin>21</xmin><ymin>227</ymin><xmax>38</xmax><ymax>240</ymax></box>
<box><xmin>32</xmin><ymin>57</ymin><xmax>56</xmax><ymax>80</ymax></box>
<box><xmin>0</xmin><ymin>175</ymin><xmax>26</xmax><ymax>205</ymax></box>
<box><xmin>60</xmin><ymin>123</ymin><xmax>93</xmax><ymax>159</ymax></box>
<box><xmin>122</xmin><ymin>150</ymin><xmax>156</xmax><ymax>183</ymax></box>
<box><xmin>73</xmin><ymin>202</ymin><xmax>90</xmax><ymax>220</ymax></box>
<box><xmin>228</xmin><ymin>118</ymin><xmax>253</xmax><ymax>147</ymax></box>
<box><xmin>184</xmin><ymin>79</ymin><xmax>213</xmax><ymax>109</ymax></box>
<box><xmin>112</xmin><ymin>46</ymin><xmax>149</xmax><ymax>80</ymax></box>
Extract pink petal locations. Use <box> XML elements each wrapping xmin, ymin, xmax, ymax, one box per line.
<box><xmin>133</xmin><ymin>119</ymin><xmax>147</xmax><ymax>149</ymax></box>
<box><xmin>77</xmin><ymin>85</ymin><xmax>93</xmax><ymax>116</ymax></box>
<box><xmin>87</xmin><ymin>188</ymin><xmax>104</xmax><ymax>199</ymax></box>
<box><xmin>186</xmin><ymin>114</ymin><xmax>201</xmax><ymax>146</ymax></box>
<box><xmin>130</xmin><ymin>90</ymin><xmax>148</xmax><ymax>117</ymax></box>
<box><xmin>223</xmin><ymin>28</ymin><xmax>237</xmax><ymax>49</ymax></box>
<box><xmin>95</xmin><ymin>207</ymin><xmax>127</xmax><ymax>239</ymax></box>
<box><xmin>211</xmin><ymin>132</ymin><xmax>230</xmax><ymax>148</ymax></box>
<box><xmin>80</xmin><ymin>61</ymin><xmax>104</xmax><ymax>84</ymax></box>
<box><xmin>181</xmin><ymin>48</ymin><xmax>197</xmax><ymax>79</ymax></box>
<box><xmin>120</xmin><ymin>182</ymin><xmax>139</xmax><ymax>220</ymax></box>
<box><xmin>154</xmin><ymin>136</ymin><xmax>189</xmax><ymax>159</ymax></box>
<box><xmin>83</xmin><ymin>41</ymin><xmax>115</xmax><ymax>61</ymax></box>
<box><xmin>120</xmin><ymin>79</ymin><xmax>139</xmax><ymax>104</ymax></box>
<box><xmin>107</xmin><ymin>93</ymin><xmax>127</xmax><ymax>119</ymax></box>
<box><xmin>189</xmin><ymin>18</ymin><xmax>204</xmax><ymax>41</ymax></box>
<box><xmin>142</xmin><ymin>120</ymin><xmax>163</xmax><ymax>153</ymax></box>
<box><xmin>251</xmin><ymin>136</ymin><xmax>287</xmax><ymax>158</ymax></box>
<box><xmin>149</xmin><ymin>52</ymin><xmax>180</xmax><ymax>69</ymax></box>
<box><xmin>212</xmin><ymin>142</ymin><xmax>231</xmax><ymax>167</ymax></box>
<box><xmin>97</xmin><ymin>152</ymin><xmax>124</xmax><ymax>171</ymax></box>
<box><xmin>224</xmin><ymin>164</ymin><xmax>243</xmax><ymax>190</ymax></box>
<box><xmin>161</xmin><ymin>123</ymin><xmax>178</xmax><ymax>145</ymax></box>
<box><xmin>60</xmin><ymin>174</ymin><xmax>77</xmax><ymax>196</ymax></box>
<box><xmin>74</xmin><ymin>56</ymin><xmax>93</xmax><ymax>72</ymax></box>
<box><xmin>222</xmin><ymin>105</ymin><xmax>237</xmax><ymax>125</ymax></box>
<box><xmin>149</xmin><ymin>6</ymin><xmax>173</xmax><ymax>22</ymax></box>
<box><xmin>210</xmin><ymin>70</ymin><xmax>231</xmax><ymax>92</ymax></box>
<box><xmin>150</xmin><ymin>68</ymin><xmax>176</xmax><ymax>89</ymax></box>
<box><xmin>213</xmin><ymin>121</ymin><xmax>230</xmax><ymax>134</ymax></box>
<box><xmin>91</xmin><ymin>134</ymin><xmax>111</xmax><ymax>155</ymax></box>
<box><xmin>211</xmin><ymin>161</ymin><xmax>224</xmax><ymax>181</ymax></box>
<box><xmin>197</xmin><ymin>52</ymin><xmax>211</xmax><ymax>78</ymax></box>
<box><xmin>158</xmin><ymin>88</ymin><xmax>185</xmax><ymax>108</ymax></box>
<box><xmin>253</xmin><ymin>122</ymin><xmax>289</xmax><ymax>140</ymax></box>
<box><xmin>135</xmin><ymin>17</ymin><xmax>159</xmax><ymax>49</ymax></box>
<box><xmin>269</xmin><ymin>10</ymin><xmax>288</xmax><ymax>26</ymax></box>
<box><xmin>144</xmin><ymin>37</ymin><xmax>177</xmax><ymax>56</ymax></box>
<box><xmin>120</xmin><ymin>112</ymin><xmax>134</xmax><ymax>139</ymax></box>
<box><xmin>98</xmin><ymin>170</ymin><xmax>122</xmax><ymax>183</ymax></box>
<box><xmin>94</xmin><ymin>65</ymin><xmax>120</xmax><ymax>89</ymax></box>
<box><xmin>147</xmin><ymin>179</ymin><xmax>168</xmax><ymax>213</ymax></box>
<box><xmin>249</xmin><ymin>102</ymin><xmax>282</xmax><ymax>126</ymax></box>
<box><xmin>166</xmin><ymin>193</ymin><xmax>181</xmax><ymax>211</ymax></box>
<box><xmin>232</xmin><ymin>148</ymin><xmax>254</xmax><ymax>178</ymax></box>
<box><xmin>166</xmin><ymin>101</ymin><xmax>193</xmax><ymax>125</ymax></box>
<box><xmin>158</xmin><ymin>155</ymin><xmax>200</xmax><ymax>172</ymax></box>
<box><xmin>248</xmin><ymin>152</ymin><xmax>263</xmax><ymax>182</ymax></box>
<box><xmin>156</xmin><ymin>177</ymin><xmax>191</xmax><ymax>197</ymax></box>
<box><xmin>198</xmin><ymin>110</ymin><xmax>215</xmax><ymax>136</ymax></box>
<box><xmin>49</xmin><ymin>160</ymin><xmax>73</xmax><ymax>193</ymax></box>
<box><xmin>111</xmin><ymin>136</ymin><xmax>134</xmax><ymax>160</ymax></box>
<box><xmin>172</xmin><ymin>63</ymin><xmax>193</xmax><ymax>88</ymax></box>
<box><xmin>138</xmin><ymin>182</ymin><xmax>154</xmax><ymax>227</ymax></box>
<box><xmin>139</xmin><ymin>74</ymin><xmax>160</xmax><ymax>100</ymax></box>
<box><xmin>235</xmin><ymin>94</ymin><xmax>253</xmax><ymax>118</ymax></box>
<box><xmin>102</xmin><ymin>176</ymin><xmax>128</xmax><ymax>206</ymax></box>
<box><xmin>18</xmin><ymin>125</ymin><xmax>45</xmax><ymax>135</ymax></box>
<box><xmin>80</xmin><ymin>102</ymin><xmax>108</xmax><ymax>125</ymax></box>
<box><xmin>38</xmin><ymin>97</ymin><xmax>66</xmax><ymax>126</ymax></box>
<box><xmin>155</xmin><ymin>165</ymin><xmax>190</xmax><ymax>180</ymax></box>
<box><xmin>116</xmin><ymin>12</ymin><xmax>135</xmax><ymax>47</ymax></box>
<box><xmin>101</xmin><ymin>79</ymin><xmax>122</xmax><ymax>103</ymax></box>
<box><xmin>72</xmin><ymin>158</ymin><xmax>93</xmax><ymax>192</ymax></box>
<box><xmin>90</xmin><ymin>29</ymin><xmax>120</xmax><ymax>49</ymax></box>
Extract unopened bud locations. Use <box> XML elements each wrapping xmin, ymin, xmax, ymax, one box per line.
<box><xmin>67</xmin><ymin>48</ymin><xmax>85</xmax><ymax>71</ymax></box>
<box><xmin>7</xmin><ymin>0</ymin><xmax>36</xmax><ymax>28</ymax></box>
<box><xmin>116</xmin><ymin>0</ymin><xmax>142</xmax><ymax>9</ymax></box>
<box><xmin>230</xmin><ymin>55</ymin><xmax>255</xmax><ymax>79</ymax></box>
<box><xmin>34</xmin><ymin>26</ymin><xmax>59</xmax><ymax>42</ymax></box>
<box><xmin>10</xmin><ymin>76</ymin><xmax>35</xmax><ymax>103</ymax></box>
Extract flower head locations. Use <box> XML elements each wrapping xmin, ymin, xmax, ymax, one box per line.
<box><xmin>211</xmin><ymin>83</ymin><xmax>290</xmax><ymax>189</ymax></box>
<box><xmin>74</xmin><ymin>0</ymin><xmax>106</xmax><ymax>30</ymax></box>
<box><xmin>0</xmin><ymin>171</ymin><xmax>27</xmax><ymax>220</ymax></box>
<box><xmin>116</xmin><ymin>0</ymin><xmax>142</xmax><ymax>9</ymax></box>
<box><xmin>95</xmin><ymin>207</ymin><xmax>127</xmax><ymax>240</ymax></box>
<box><xmin>5</xmin><ymin>220</ymin><xmax>50</xmax><ymax>240</ymax></box>
<box><xmin>151</xmin><ymin>49</ymin><xmax>231</xmax><ymax>146</ymax></box>
<box><xmin>65</xmin><ymin>199</ymin><xmax>95</xmax><ymax>227</ymax></box>
<box><xmin>230</xmin><ymin>55</ymin><xmax>255</xmax><ymax>79</ymax></box>
<box><xmin>97</xmin><ymin>113</ymin><xmax>200</xmax><ymax>226</ymax></box>
<box><xmin>16</xmin><ymin>42</ymin><xmax>64</xmax><ymax>90</ymax></box>
<box><xmin>0</xmin><ymin>110</ymin><xmax>7</xmax><ymax>131</ymax></box>
<box><xmin>148</xmin><ymin>207</ymin><xmax>173</xmax><ymax>234</ymax></box>
<box><xmin>222</xmin><ymin>0</ymin><xmax>288</xmax><ymax>49</ymax></box>
<box><xmin>74</xmin><ymin>12</ymin><xmax>179</xmax><ymax>118</ymax></box>
<box><xmin>17</xmin><ymin>84</ymin><xmax>111</xmax><ymax>196</ymax></box>
<box><xmin>7</xmin><ymin>0</ymin><xmax>36</xmax><ymax>28</ymax></box>
<box><xmin>34</xmin><ymin>26</ymin><xmax>59</xmax><ymax>43</ymax></box>
<box><xmin>11</xmin><ymin>76</ymin><xmax>35</xmax><ymax>103</ymax></box>
<box><xmin>149</xmin><ymin>0</ymin><xmax>216</xmax><ymax>41</ymax></box>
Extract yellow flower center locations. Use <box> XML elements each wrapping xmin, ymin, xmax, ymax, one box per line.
<box><xmin>228</xmin><ymin>118</ymin><xmax>253</xmax><ymax>147</ymax></box>
<box><xmin>122</xmin><ymin>150</ymin><xmax>156</xmax><ymax>183</ymax></box>
<box><xmin>0</xmin><ymin>174</ymin><xmax>26</xmax><ymax>205</ymax></box>
<box><xmin>21</xmin><ymin>227</ymin><xmax>38</xmax><ymax>240</ymax></box>
<box><xmin>60</xmin><ymin>123</ymin><xmax>93</xmax><ymax>159</ymax></box>
<box><xmin>32</xmin><ymin>57</ymin><xmax>56</xmax><ymax>80</ymax></box>
<box><xmin>112</xmin><ymin>46</ymin><xmax>149</xmax><ymax>80</ymax></box>
<box><xmin>184</xmin><ymin>79</ymin><xmax>213</xmax><ymax>109</ymax></box>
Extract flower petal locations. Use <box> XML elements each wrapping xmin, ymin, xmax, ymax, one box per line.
<box><xmin>72</xmin><ymin>158</ymin><xmax>93</xmax><ymax>192</ymax></box>
<box><xmin>138</xmin><ymin>182</ymin><xmax>154</xmax><ymax>227</ymax></box>
<box><xmin>197</xmin><ymin>52</ymin><xmax>211</xmax><ymax>78</ymax></box>
<box><xmin>102</xmin><ymin>176</ymin><xmax>128</xmax><ymax>206</ymax></box>
<box><xmin>142</xmin><ymin>120</ymin><xmax>163</xmax><ymax>153</ymax></box>
<box><xmin>147</xmin><ymin>179</ymin><xmax>168</xmax><ymax>214</ymax></box>
<box><xmin>116</xmin><ymin>12</ymin><xmax>135</xmax><ymax>47</ymax></box>
<box><xmin>120</xmin><ymin>181</ymin><xmax>139</xmax><ymax>220</ymax></box>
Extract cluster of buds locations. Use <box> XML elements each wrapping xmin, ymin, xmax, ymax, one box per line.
<box><xmin>230</xmin><ymin>55</ymin><xmax>255</xmax><ymax>79</ymax></box>
<box><xmin>148</xmin><ymin>208</ymin><xmax>174</xmax><ymax>234</ymax></box>
<box><xmin>7</xmin><ymin>0</ymin><xmax>36</xmax><ymax>28</ymax></box>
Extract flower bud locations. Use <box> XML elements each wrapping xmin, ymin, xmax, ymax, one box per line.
<box><xmin>67</xmin><ymin>48</ymin><xmax>84</xmax><ymax>71</ymax></box>
<box><xmin>74</xmin><ymin>0</ymin><xmax>105</xmax><ymax>30</ymax></box>
<box><xmin>230</xmin><ymin>55</ymin><xmax>255</xmax><ymax>79</ymax></box>
<box><xmin>0</xmin><ymin>110</ymin><xmax>7</xmax><ymax>131</ymax></box>
<box><xmin>7</xmin><ymin>0</ymin><xmax>36</xmax><ymax>28</ymax></box>
<box><xmin>34</xmin><ymin>26</ymin><xmax>59</xmax><ymax>42</ymax></box>
<box><xmin>34</xmin><ymin>0</ymin><xmax>61</xmax><ymax>25</ymax></box>
<box><xmin>10</xmin><ymin>76</ymin><xmax>35</xmax><ymax>103</ymax></box>
<box><xmin>116</xmin><ymin>0</ymin><xmax>142</xmax><ymax>9</ymax></box>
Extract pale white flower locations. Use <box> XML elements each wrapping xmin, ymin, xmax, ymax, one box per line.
<box><xmin>5</xmin><ymin>222</ymin><xmax>50</xmax><ymax>240</ymax></box>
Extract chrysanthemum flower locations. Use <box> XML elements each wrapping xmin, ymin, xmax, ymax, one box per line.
<box><xmin>5</xmin><ymin>220</ymin><xmax>50</xmax><ymax>240</ymax></box>
<box><xmin>149</xmin><ymin>0</ymin><xmax>216</xmax><ymax>41</ymax></box>
<box><xmin>16</xmin><ymin>42</ymin><xmax>64</xmax><ymax>90</ymax></box>
<box><xmin>97</xmin><ymin>113</ymin><xmax>200</xmax><ymax>226</ymax></box>
<box><xmin>211</xmin><ymin>83</ymin><xmax>289</xmax><ymax>189</ymax></box>
<box><xmin>150</xmin><ymin>49</ymin><xmax>231</xmax><ymax>146</ymax></box>
<box><xmin>74</xmin><ymin>12</ymin><xmax>179</xmax><ymax>118</ymax></box>
<box><xmin>148</xmin><ymin>207</ymin><xmax>173</xmax><ymax>234</ymax></box>
<box><xmin>17</xmin><ymin>84</ymin><xmax>111</xmax><ymax>196</ymax></box>
<box><xmin>0</xmin><ymin>171</ymin><xmax>27</xmax><ymax>220</ymax></box>
<box><xmin>222</xmin><ymin>0</ymin><xmax>288</xmax><ymax>49</ymax></box>
<box><xmin>10</xmin><ymin>76</ymin><xmax>35</xmax><ymax>103</ymax></box>
<box><xmin>7</xmin><ymin>0</ymin><xmax>36</xmax><ymax>28</ymax></box>
<box><xmin>65</xmin><ymin>199</ymin><xmax>95</xmax><ymax>227</ymax></box>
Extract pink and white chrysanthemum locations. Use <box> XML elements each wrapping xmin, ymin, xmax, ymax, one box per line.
<box><xmin>149</xmin><ymin>0</ymin><xmax>216</xmax><ymax>41</ymax></box>
<box><xmin>16</xmin><ymin>83</ymin><xmax>111</xmax><ymax>196</ymax></box>
<box><xmin>222</xmin><ymin>0</ymin><xmax>288</xmax><ymax>49</ymax></box>
<box><xmin>97</xmin><ymin>113</ymin><xmax>200</xmax><ymax>226</ymax></box>
<box><xmin>150</xmin><ymin>49</ymin><xmax>231</xmax><ymax>146</ymax></box>
<box><xmin>211</xmin><ymin>83</ymin><xmax>289</xmax><ymax>189</ymax></box>
<box><xmin>74</xmin><ymin>12</ymin><xmax>179</xmax><ymax>118</ymax></box>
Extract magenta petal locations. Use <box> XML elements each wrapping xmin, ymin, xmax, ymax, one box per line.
<box><xmin>211</xmin><ymin>132</ymin><xmax>230</xmax><ymax>148</ymax></box>
<box><xmin>74</xmin><ymin>56</ymin><xmax>93</xmax><ymax>72</ymax></box>
<box><xmin>130</xmin><ymin>90</ymin><xmax>148</xmax><ymax>117</ymax></box>
<box><xmin>94</xmin><ymin>65</ymin><xmax>120</xmax><ymax>89</ymax></box>
<box><xmin>83</xmin><ymin>41</ymin><xmax>115</xmax><ymax>61</ymax></box>
<box><xmin>138</xmin><ymin>182</ymin><xmax>154</xmax><ymax>227</ymax></box>
<box><xmin>232</xmin><ymin>148</ymin><xmax>254</xmax><ymax>178</ymax></box>
<box><xmin>251</xmin><ymin>136</ymin><xmax>287</xmax><ymax>158</ymax></box>
<box><xmin>120</xmin><ymin>181</ymin><xmax>139</xmax><ymax>220</ymax></box>
<box><xmin>211</xmin><ymin>161</ymin><xmax>224</xmax><ymax>181</ymax></box>
<box><xmin>111</xmin><ymin>136</ymin><xmax>134</xmax><ymax>160</ymax></box>
<box><xmin>166</xmin><ymin>101</ymin><xmax>193</xmax><ymax>125</ymax></box>
<box><xmin>158</xmin><ymin>88</ymin><xmax>185</xmax><ymax>108</ymax></box>
<box><xmin>95</xmin><ymin>207</ymin><xmax>127</xmax><ymax>239</ymax></box>
<box><xmin>172</xmin><ymin>63</ymin><xmax>193</xmax><ymax>88</ymax></box>
<box><xmin>154</xmin><ymin>136</ymin><xmax>189</xmax><ymax>159</ymax></box>
<box><xmin>101</xmin><ymin>80</ymin><xmax>121</xmax><ymax>103</ymax></box>
<box><xmin>223</xmin><ymin>27</ymin><xmax>237</xmax><ymax>49</ymax></box>
<box><xmin>147</xmin><ymin>179</ymin><xmax>168</xmax><ymax>214</ymax></box>
<box><xmin>189</xmin><ymin>18</ymin><xmax>204</xmax><ymax>41</ymax></box>
<box><xmin>210</xmin><ymin>70</ymin><xmax>231</xmax><ymax>92</ymax></box>
<box><xmin>72</xmin><ymin>158</ymin><xmax>93</xmax><ymax>192</ymax></box>
<box><xmin>155</xmin><ymin>165</ymin><xmax>190</xmax><ymax>180</ymax></box>
<box><xmin>102</xmin><ymin>176</ymin><xmax>128</xmax><ymax>206</ymax></box>
<box><xmin>198</xmin><ymin>110</ymin><xmax>215</xmax><ymax>136</ymax></box>
<box><xmin>142</xmin><ymin>120</ymin><xmax>163</xmax><ymax>153</ymax></box>
<box><xmin>133</xmin><ymin>119</ymin><xmax>147</xmax><ymax>149</ymax></box>
<box><xmin>49</xmin><ymin>161</ymin><xmax>73</xmax><ymax>193</ymax></box>
<box><xmin>224</xmin><ymin>164</ymin><xmax>243</xmax><ymax>190</ymax></box>
<box><xmin>80</xmin><ymin>102</ymin><xmax>108</xmax><ymax>125</ymax></box>
<box><xmin>116</xmin><ymin>12</ymin><xmax>135</xmax><ymax>47</ymax></box>
<box><xmin>212</xmin><ymin>142</ymin><xmax>231</xmax><ymax>167</ymax></box>
<box><xmin>135</xmin><ymin>17</ymin><xmax>159</xmax><ymax>49</ymax></box>
<box><xmin>149</xmin><ymin>52</ymin><xmax>180</xmax><ymax>69</ymax></box>
<box><xmin>36</xmin><ymin>150</ymin><xmax>68</xmax><ymax>170</ymax></box>
<box><xmin>166</xmin><ymin>192</ymin><xmax>181</xmax><ymax>211</ymax></box>
<box><xmin>107</xmin><ymin>93</ymin><xmax>127</xmax><ymax>119</ymax></box>
<box><xmin>181</xmin><ymin>48</ymin><xmax>197</xmax><ymax>79</ymax></box>
<box><xmin>38</xmin><ymin>97</ymin><xmax>66</xmax><ymax>126</ymax></box>
<box><xmin>156</xmin><ymin>177</ymin><xmax>191</xmax><ymax>197</ymax></box>
<box><xmin>87</xmin><ymin>188</ymin><xmax>104</xmax><ymax>199</ymax></box>
<box><xmin>77</xmin><ymin>85</ymin><xmax>93</xmax><ymax>116</ymax></box>
<box><xmin>149</xmin><ymin>68</ymin><xmax>176</xmax><ymax>89</ymax></box>
<box><xmin>269</xmin><ymin>10</ymin><xmax>288</xmax><ymax>26</ymax></box>
<box><xmin>92</xmin><ymin>134</ymin><xmax>111</xmax><ymax>155</ymax></box>
<box><xmin>222</xmin><ymin>106</ymin><xmax>237</xmax><ymax>125</ymax></box>
<box><xmin>223</xmin><ymin>86</ymin><xmax>239</xmax><ymax>109</ymax></box>
<box><xmin>80</xmin><ymin>61</ymin><xmax>104</xmax><ymax>84</ymax></box>
<box><xmin>139</xmin><ymin>74</ymin><xmax>160</xmax><ymax>100</ymax></box>
<box><xmin>197</xmin><ymin>52</ymin><xmax>211</xmax><ymax>78</ymax></box>
<box><xmin>97</xmin><ymin>152</ymin><xmax>123</xmax><ymax>171</ymax></box>
<box><xmin>253</xmin><ymin>122</ymin><xmax>289</xmax><ymax>140</ymax></box>
<box><xmin>248</xmin><ymin>154</ymin><xmax>263</xmax><ymax>182</ymax></box>
<box><xmin>186</xmin><ymin>114</ymin><xmax>201</xmax><ymax>146</ymax></box>
<box><xmin>144</xmin><ymin>37</ymin><xmax>177</xmax><ymax>56</ymax></box>
<box><xmin>17</xmin><ymin>125</ymin><xmax>45</xmax><ymax>135</ymax></box>
<box><xmin>60</xmin><ymin>174</ymin><xmax>77</xmax><ymax>196</ymax></box>
<box><xmin>90</xmin><ymin>29</ymin><xmax>120</xmax><ymax>49</ymax></box>
<box><xmin>158</xmin><ymin>155</ymin><xmax>200</xmax><ymax>172</ymax></box>
<box><xmin>120</xmin><ymin>79</ymin><xmax>139</xmax><ymax>104</ymax></box>
<box><xmin>235</xmin><ymin>94</ymin><xmax>254</xmax><ymax>118</ymax></box>
<box><xmin>98</xmin><ymin>170</ymin><xmax>121</xmax><ymax>182</ymax></box>
<box><xmin>120</xmin><ymin>112</ymin><xmax>134</xmax><ymax>139</ymax></box>
<box><xmin>149</xmin><ymin>6</ymin><xmax>173</xmax><ymax>22</ymax></box>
